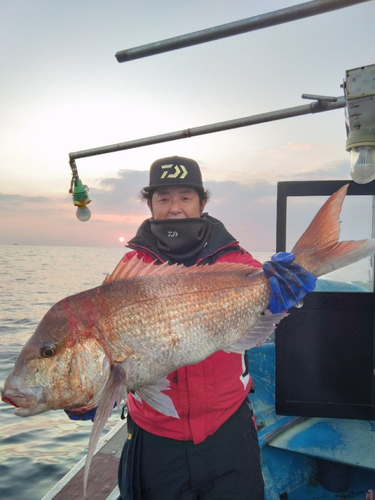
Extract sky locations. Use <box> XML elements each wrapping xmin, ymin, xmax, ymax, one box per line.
<box><xmin>1</xmin><ymin>0</ymin><xmax>374</xmax><ymax>251</ymax></box>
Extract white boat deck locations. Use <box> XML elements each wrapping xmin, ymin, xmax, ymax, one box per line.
<box><xmin>41</xmin><ymin>418</ymin><xmax>127</xmax><ymax>500</ymax></box>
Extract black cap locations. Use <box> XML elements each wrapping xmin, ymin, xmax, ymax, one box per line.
<box><xmin>143</xmin><ymin>155</ymin><xmax>204</xmax><ymax>193</ymax></box>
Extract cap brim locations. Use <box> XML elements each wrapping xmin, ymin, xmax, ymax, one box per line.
<box><xmin>143</xmin><ymin>183</ymin><xmax>204</xmax><ymax>193</ymax></box>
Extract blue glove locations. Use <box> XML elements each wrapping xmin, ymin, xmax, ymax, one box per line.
<box><xmin>64</xmin><ymin>401</ymin><xmax>119</xmax><ymax>422</ymax></box>
<box><xmin>262</xmin><ymin>252</ymin><xmax>317</xmax><ymax>314</ymax></box>
<box><xmin>64</xmin><ymin>407</ymin><xmax>98</xmax><ymax>421</ymax></box>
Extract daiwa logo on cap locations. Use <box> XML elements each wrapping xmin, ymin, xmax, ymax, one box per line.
<box><xmin>160</xmin><ymin>163</ymin><xmax>188</xmax><ymax>180</ymax></box>
<box><xmin>143</xmin><ymin>155</ymin><xmax>204</xmax><ymax>192</ymax></box>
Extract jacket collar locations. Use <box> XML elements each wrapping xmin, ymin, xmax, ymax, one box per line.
<box><xmin>126</xmin><ymin>214</ymin><xmax>238</xmax><ymax>266</ymax></box>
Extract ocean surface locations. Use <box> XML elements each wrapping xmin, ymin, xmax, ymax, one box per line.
<box><xmin>0</xmin><ymin>244</ymin><xmax>371</xmax><ymax>500</ymax></box>
<box><xmin>0</xmin><ymin>244</ymin><xmax>129</xmax><ymax>500</ymax></box>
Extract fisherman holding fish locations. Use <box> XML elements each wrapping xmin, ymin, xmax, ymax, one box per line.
<box><xmin>4</xmin><ymin>155</ymin><xmax>374</xmax><ymax>499</ymax></box>
<box><xmin>110</xmin><ymin>156</ymin><xmax>337</xmax><ymax>499</ymax></box>
<box><xmin>116</xmin><ymin>156</ymin><xmax>265</xmax><ymax>499</ymax></box>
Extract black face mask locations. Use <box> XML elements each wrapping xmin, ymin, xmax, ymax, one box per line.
<box><xmin>150</xmin><ymin>217</ymin><xmax>211</xmax><ymax>262</ymax></box>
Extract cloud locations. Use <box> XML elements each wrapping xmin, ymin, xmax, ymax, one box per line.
<box><xmin>92</xmin><ymin>173</ymin><xmax>280</xmax><ymax>250</ymax></box>
<box><xmin>204</xmin><ymin>179</ymin><xmax>277</xmax><ymax>251</ymax></box>
<box><xmin>252</xmin><ymin>142</ymin><xmax>318</xmax><ymax>155</ymax></box>
<box><xmin>0</xmin><ymin>173</ymin><xmax>278</xmax><ymax>249</ymax></box>
<box><xmin>90</xmin><ymin>169</ymin><xmax>149</xmax><ymax>214</ymax></box>
<box><xmin>231</xmin><ymin>142</ymin><xmax>351</xmax><ymax>184</ymax></box>
<box><xmin>0</xmin><ymin>193</ymin><xmax>49</xmax><ymax>207</ymax></box>
<box><xmin>291</xmin><ymin>160</ymin><xmax>350</xmax><ymax>181</ymax></box>
<box><xmin>0</xmin><ymin>157</ymin><xmax>355</xmax><ymax>251</ymax></box>
<box><xmin>88</xmin><ymin>172</ymin><xmax>279</xmax><ymax>250</ymax></box>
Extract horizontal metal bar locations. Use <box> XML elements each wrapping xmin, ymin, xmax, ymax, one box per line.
<box><xmin>69</xmin><ymin>96</ymin><xmax>346</xmax><ymax>161</ymax></box>
<box><xmin>115</xmin><ymin>0</ymin><xmax>372</xmax><ymax>63</ymax></box>
<box><xmin>302</xmin><ymin>93</ymin><xmax>338</xmax><ymax>102</ymax></box>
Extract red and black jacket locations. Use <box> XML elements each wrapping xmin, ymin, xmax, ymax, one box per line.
<box><xmin>124</xmin><ymin>214</ymin><xmax>262</xmax><ymax>444</ymax></box>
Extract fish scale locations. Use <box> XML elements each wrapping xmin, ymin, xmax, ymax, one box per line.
<box><xmin>96</xmin><ymin>270</ymin><xmax>269</xmax><ymax>389</ymax></box>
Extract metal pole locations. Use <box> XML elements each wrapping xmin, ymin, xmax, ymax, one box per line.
<box><xmin>115</xmin><ymin>0</ymin><xmax>372</xmax><ymax>63</ymax></box>
<box><xmin>69</xmin><ymin>96</ymin><xmax>346</xmax><ymax>161</ymax></box>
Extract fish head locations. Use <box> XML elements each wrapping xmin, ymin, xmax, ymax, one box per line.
<box><xmin>2</xmin><ymin>296</ymin><xmax>111</xmax><ymax>417</ymax></box>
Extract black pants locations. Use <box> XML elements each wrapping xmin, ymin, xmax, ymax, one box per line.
<box><xmin>118</xmin><ymin>401</ymin><xmax>264</xmax><ymax>500</ymax></box>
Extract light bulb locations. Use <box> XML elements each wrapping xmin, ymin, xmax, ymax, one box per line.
<box><xmin>76</xmin><ymin>206</ymin><xmax>91</xmax><ymax>222</ymax></box>
<box><xmin>350</xmin><ymin>146</ymin><xmax>375</xmax><ymax>184</ymax></box>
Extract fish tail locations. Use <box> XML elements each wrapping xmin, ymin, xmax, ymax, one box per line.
<box><xmin>292</xmin><ymin>184</ymin><xmax>375</xmax><ymax>278</ymax></box>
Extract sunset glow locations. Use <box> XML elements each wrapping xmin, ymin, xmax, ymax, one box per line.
<box><xmin>1</xmin><ymin>0</ymin><xmax>374</xmax><ymax>248</ymax></box>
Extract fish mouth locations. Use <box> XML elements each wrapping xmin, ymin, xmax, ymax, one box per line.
<box><xmin>2</xmin><ymin>391</ymin><xmax>25</xmax><ymax>407</ymax></box>
<box><xmin>2</xmin><ymin>386</ymin><xmax>45</xmax><ymax>416</ymax></box>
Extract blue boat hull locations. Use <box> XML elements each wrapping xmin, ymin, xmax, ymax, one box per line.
<box><xmin>248</xmin><ymin>343</ymin><xmax>375</xmax><ymax>499</ymax></box>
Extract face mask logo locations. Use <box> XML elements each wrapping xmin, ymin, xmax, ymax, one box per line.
<box><xmin>150</xmin><ymin>218</ymin><xmax>211</xmax><ymax>261</ymax></box>
<box><xmin>160</xmin><ymin>164</ymin><xmax>188</xmax><ymax>179</ymax></box>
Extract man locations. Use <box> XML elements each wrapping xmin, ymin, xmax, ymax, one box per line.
<box><xmin>118</xmin><ymin>155</ymin><xmax>265</xmax><ymax>500</ymax></box>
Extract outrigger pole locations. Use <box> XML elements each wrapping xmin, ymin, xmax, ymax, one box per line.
<box><xmin>115</xmin><ymin>0</ymin><xmax>372</xmax><ymax>63</ymax></box>
<box><xmin>69</xmin><ymin>95</ymin><xmax>345</xmax><ymax>162</ymax></box>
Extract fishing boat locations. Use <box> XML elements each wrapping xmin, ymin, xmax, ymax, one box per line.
<box><xmin>41</xmin><ymin>338</ymin><xmax>375</xmax><ymax>500</ymax></box>
<box><xmin>41</xmin><ymin>181</ymin><xmax>375</xmax><ymax>500</ymax></box>
<box><xmin>41</xmin><ymin>417</ymin><xmax>127</xmax><ymax>500</ymax></box>
<box><xmin>45</xmin><ymin>1</ymin><xmax>375</xmax><ymax>498</ymax></box>
<box><xmin>42</xmin><ymin>178</ymin><xmax>375</xmax><ymax>499</ymax></box>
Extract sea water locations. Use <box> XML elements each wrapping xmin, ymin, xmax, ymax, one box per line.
<box><xmin>0</xmin><ymin>244</ymin><xmax>371</xmax><ymax>499</ymax></box>
<box><xmin>0</xmin><ymin>244</ymin><xmax>127</xmax><ymax>500</ymax></box>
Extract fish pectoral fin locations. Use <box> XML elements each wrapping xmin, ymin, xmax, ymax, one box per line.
<box><xmin>83</xmin><ymin>362</ymin><xmax>128</xmax><ymax>498</ymax></box>
<box><xmin>226</xmin><ymin>311</ymin><xmax>288</xmax><ymax>354</ymax></box>
<box><xmin>135</xmin><ymin>376</ymin><xmax>179</xmax><ymax>419</ymax></box>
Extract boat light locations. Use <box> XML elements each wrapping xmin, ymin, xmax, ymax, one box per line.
<box><xmin>72</xmin><ymin>178</ymin><xmax>91</xmax><ymax>222</ymax></box>
<box><xmin>344</xmin><ymin>64</ymin><xmax>375</xmax><ymax>184</ymax></box>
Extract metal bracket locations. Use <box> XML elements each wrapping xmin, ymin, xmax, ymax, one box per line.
<box><xmin>69</xmin><ymin>158</ymin><xmax>79</xmax><ymax>194</ymax></box>
<box><xmin>301</xmin><ymin>94</ymin><xmax>339</xmax><ymax>113</ymax></box>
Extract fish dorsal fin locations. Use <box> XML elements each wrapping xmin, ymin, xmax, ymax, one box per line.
<box><xmin>103</xmin><ymin>254</ymin><xmax>260</xmax><ymax>284</ymax></box>
<box><xmin>103</xmin><ymin>254</ymin><xmax>167</xmax><ymax>283</ymax></box>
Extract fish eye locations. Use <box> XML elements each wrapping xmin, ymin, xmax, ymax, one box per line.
<box><xmin>40</xmin><ymin>343</ymin><xmax>56</xmax><ymax>358</ymax></box>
